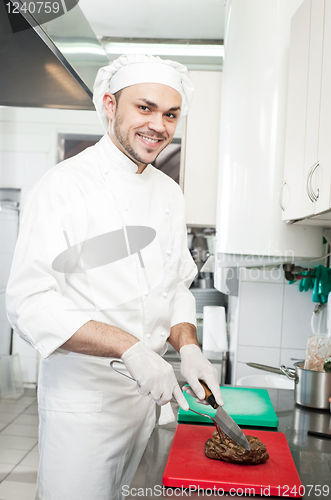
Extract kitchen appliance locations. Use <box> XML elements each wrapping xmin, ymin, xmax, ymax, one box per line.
<box><xmin>163</xmin><ymin>425</ymin><xmax>302</xmax><ymax>497</ymax></box>
<box><xmin>202</xmin><ymin>305</ymin><xmax>227</xmax><ymax>355</ymax></box>
<box><xmin>190</xmin><ymin>234</ymin><xmax>212</xmax><ymax>289</ymax></box>
<box><xmin>248</xmin><ymin>362</ymin><xmax>331</xmax><ymax>410</ymax></box>
<box><xmin>0</xmin><ymin>1</ymin><xmax>109</xmax><ymax>109</ymax></box>
<box><xmin>190</xmin><ymin>288</ymin><xmax>227</xmax><ymax>315</ymax></box>
<box><xmin>189</xmin><ymin>287</ymin><xmax>228</xmax><ymax>348</ymax></box>
<box><xmin>214</xmin><ymin>0</ymin><xmax>324</xmax><ymax>276</ymax></box>
<box><xmin>178</xmin><ymin>386</ymin><xmax>279</xmax><ymax>427</ymax></box>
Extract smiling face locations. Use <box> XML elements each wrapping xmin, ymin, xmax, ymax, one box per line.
<box><xmin>103</xmin><ymin>83</ymin><xmax>182</xmax><ymax>173</ymax></box>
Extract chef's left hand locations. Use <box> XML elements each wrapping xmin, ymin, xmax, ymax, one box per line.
<box><xmin>180</xmin><ymin>344</ymin><xmax>224</xmax><ymax>406</ymax></box>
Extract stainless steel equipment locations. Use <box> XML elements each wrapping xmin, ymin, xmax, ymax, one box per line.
<box><xmin>189</xmin><ymin>288</ymin><xmax>227</xmax><ymax>314</ymax></box>
<box><xmin>247</xmin><ymin>362</ymin><xmax>331</xmax><ymax>410</ymax></box>
<box><xmin>0</xmin><ymin>1</ymin><xmax>109</xmax><ymax>109</ymax></box>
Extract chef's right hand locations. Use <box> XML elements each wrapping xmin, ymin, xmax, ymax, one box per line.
<box><xmin>121</xmin><ymin>341</ymin><xmax>189</xmax><ymax>411</ymax></box>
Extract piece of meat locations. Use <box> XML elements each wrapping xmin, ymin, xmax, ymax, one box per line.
<box><xmin>205</xmin><ymin>430</ymin><xmax>269</xmax><ymax>465</ymax></box>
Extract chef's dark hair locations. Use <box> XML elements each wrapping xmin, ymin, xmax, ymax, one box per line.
<box><xmin>114</xmin><ymin>89</ymin><xmax>123</xmax><ymax>106</ymax></box>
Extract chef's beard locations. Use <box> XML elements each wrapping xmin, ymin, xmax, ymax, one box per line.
<box><xmin>112</xmin><ymin>114</ymin><xmax>168</xmax><ymax>166</ymax></box>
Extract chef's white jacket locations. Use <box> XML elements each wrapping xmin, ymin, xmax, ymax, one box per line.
<box><xmin>6</xmin><ymin>134</ymin><xmax>197</xmax><ymax>358</ymax></box>
<box><xmin>6</xmin><ymin>134</ymin><xmax>198</xmax><ymax>500</ymax></box>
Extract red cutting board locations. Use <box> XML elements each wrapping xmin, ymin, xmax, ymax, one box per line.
<box><xmin>163</xmin><ymin>425</ymin><xmax>303</xmax><ymax>497</ymax></box>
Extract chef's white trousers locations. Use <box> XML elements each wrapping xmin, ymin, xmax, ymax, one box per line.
<box><xmin>35</xmin><ymin>353</ymin><xmax>156</xmax><ymax>500</ymax></box>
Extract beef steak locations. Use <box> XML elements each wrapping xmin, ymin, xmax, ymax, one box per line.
<box><xmin>205</xmin><ymin>430</ymin><xmax>269</xmax><ymax>465</ymax></box>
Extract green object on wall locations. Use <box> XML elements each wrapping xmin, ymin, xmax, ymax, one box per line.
<box><xmin>291</xmin><ymin>265</ymin><xmax>331</xmax><ymax>303</ymax></box>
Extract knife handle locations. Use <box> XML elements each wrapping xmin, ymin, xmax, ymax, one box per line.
<box><xmin>199</xmin><ymin>380</ymin><xmax>218</xmax><ymax>409</ymax></box>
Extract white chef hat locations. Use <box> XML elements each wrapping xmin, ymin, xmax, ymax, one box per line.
<box><xmin>93</xmin><ymin>54</ymin><xmax>195</xmax><ymax>132</ymax></box>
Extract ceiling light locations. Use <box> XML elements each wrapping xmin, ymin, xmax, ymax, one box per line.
<box><xmin>103</xmin><ymin>43</ymin><xmax>224</xmax><ymax>58</ymax></box>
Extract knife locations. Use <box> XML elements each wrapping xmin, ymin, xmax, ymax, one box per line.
<box><xmin>199</xmin><ymin>381</ymin><xmax>250</xmax><ymax>451</ymax></box>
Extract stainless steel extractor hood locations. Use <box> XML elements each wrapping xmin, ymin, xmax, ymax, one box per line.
<box><xmin>0</xmin><ymin>1</ymin><xmax>109</xmax><ymax>109</ymax></box>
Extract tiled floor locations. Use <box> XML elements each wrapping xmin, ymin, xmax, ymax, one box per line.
<box><xmin>0</xmin><ymin>389</ymin><xmax>38</xmax><ymax>500</ymax></box>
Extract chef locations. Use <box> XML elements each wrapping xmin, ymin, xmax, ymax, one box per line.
<box><xmin>6</xmin><ymin>54</ymin><xmax>223</xmax><ymax>500</ymax></box>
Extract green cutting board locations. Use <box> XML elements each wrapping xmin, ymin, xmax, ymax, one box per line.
<box><xmin>178</xmin><ymin>386</ymin><xmax>279</xmax><ymax>428</ymax></box>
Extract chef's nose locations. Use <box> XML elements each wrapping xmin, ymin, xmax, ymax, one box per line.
<box><xmin>148</xmin><ymin>112</ymin><xmax>166</xmax><ymax>133</ymax></box>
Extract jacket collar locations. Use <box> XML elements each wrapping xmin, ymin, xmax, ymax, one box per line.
<box><xmin>99</xmin><ymin>134</ymin><xmax>140</xmax><ymax>174</ymax></box>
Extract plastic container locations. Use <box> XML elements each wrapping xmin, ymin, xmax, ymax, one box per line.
<box><xmin>0</xmin><ymin>354</ymin><xmax>24</xmax><ymax>399</ymax></box>
<box><xmin>236</xmin><ymin>374</ymin><xmax>294</xmax><ymax>390</ymax></box>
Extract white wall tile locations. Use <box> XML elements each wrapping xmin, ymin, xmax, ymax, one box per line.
<box><xmin>240</xmin><ymin>267</ymin><xmax>285</xmax><ymax>284</ymax></box>
<box><xmin>0</xmin><ymin>151</ymin><xmax>48</xmax><ymax>190</ymax></box>
<box><xmin>0</xmin><ymin>152</ymin><xmax>24</xmax><ymax>187</ymax></box>
<box><xmin>237</xmin><ymin>281</ymin><xmax>283</xmax><ymax>348</ymax></box>
<box><xmin>0</xmin><ymin>133</ymin><xmax>50</xmax><ymax>153</ymax></box>
<box><xmin>22</xmin><ymin>152</ymin><xmax>48</xmax><ymax>188</ymax></box>
<box><xmin>281</xmin><ymin>283</ymin><xmax>315</xmax><ymax>349</ymax></box>
<box><xmin>235</xmin><ymin>345</ymin><xmax>280</xmax><ymax>383</ymax></box>
<box><xmin>280</xmin><ymin>348</ymin><xmax>306</xmax><ymax>369</ymax></box>
<box><xmin>0</xmin><ymin>106</ymin><xmax>102</xmax><ymax>128</ymax></box>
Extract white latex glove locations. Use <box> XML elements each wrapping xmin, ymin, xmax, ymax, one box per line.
<box><xmin>180</xmin><ymin>344</ymin><xmax>224</xmax><ymax>406</ymax></box>
<box><xmin>122</xmin><ymin>341</ymin><xmax>189</xmax><ymax>411</ymax></box>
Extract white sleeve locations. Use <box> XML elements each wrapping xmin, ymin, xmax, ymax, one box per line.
<box><xmin>169</xmin><ymin>191</ymin><xmax>198</xmax><ymax>328</ymax></box>
<box><xmin>6</xmin><ymin>169</ymin><xmax>92</xmax><ymax>358</ymax></box>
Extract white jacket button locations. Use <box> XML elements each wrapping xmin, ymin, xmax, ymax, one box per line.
<box><xmin>146</xmin><ymin>333</ymin><xmax>151</xmax><ymax>339</ymax></box>
<box><xmin>123</xmin><ymin>204</ymin><xmax>128</xmax><ymax>211</ymax></box>
<box><xmin>164</xmin><ymin>208</ymin><xmax>169</xmax><ymax>214</ymax></box>
<box><xmin>143</xmin><ymin>291</ymin><xmax>148</xmax><ymax>297</ymax></box>
<box><xmin>166</xmin><ymin>248</ymin><xmax>172</xmax><ymax>255</ymax></box>
<box><xmin>161</xmin><ymin>330</ymin><xmax>166</xmax><ymax>337</ymax></box>
<box><xmin>103</xmin><ymin>168</ymin><xmax>109</xmax><ymax>174</ymax></box>
<box><xmin>162</xmin><ymin>291</ymin><xmax>168</xmax><ymax>298</ymax></box>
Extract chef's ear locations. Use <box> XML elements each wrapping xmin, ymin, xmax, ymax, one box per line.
<box><xmin>103</xmin><ymin>92</ymin><xmax>117</xmax><ymax>120</ymax></box>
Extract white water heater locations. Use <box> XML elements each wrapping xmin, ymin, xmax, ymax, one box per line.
<box><xmin>215</xmin><ymin>0</ymin><xmax>324</xmax><ymax>283</ymax></box>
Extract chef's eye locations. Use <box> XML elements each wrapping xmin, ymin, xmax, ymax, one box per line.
<box><xmin>139</xmin><ymin>106</ymin><xmax>150</xmax><ymax>111</ymax></box>
<box><xmin>166</xmin><ymin>113</ymin><xmax>177</xmax><ymax>119</ymax></box>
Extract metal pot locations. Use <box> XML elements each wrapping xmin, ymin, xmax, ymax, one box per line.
<box><xmin>247</xmin><ymin>362</ymin><xmax>331</xmax><ymax>410</ymax></box>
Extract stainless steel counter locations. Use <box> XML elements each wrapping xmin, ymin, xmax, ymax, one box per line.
<box><xmin>125</xmin><ymin>389</ymin><xmax>331</xmax><ymax>499</ymax></box>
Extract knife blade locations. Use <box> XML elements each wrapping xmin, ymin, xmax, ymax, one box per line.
<box><xmin>199</xmin><ymin>381</ymin><xmax>250</xmax><ymax>451</ymax></box>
